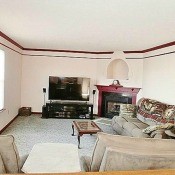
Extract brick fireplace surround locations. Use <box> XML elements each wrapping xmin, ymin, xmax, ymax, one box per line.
<box><xmin>96</xmin><ymin>85</ymin><xmax>141</xmax><ymax>117</ymax></box>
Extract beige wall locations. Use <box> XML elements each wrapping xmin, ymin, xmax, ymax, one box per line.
<box><xmin>21</xmin><ymin>51</ymin><xmax>98</xmax><ymax>112</ymax></box>
<box><xmin>0</xmin><ymin>37</ymin><xmax>22</xmax><ymax>130</ymax></box>
<box><xmin>96</xmin><ymin>51</ymin><xmax>143</xmax><ymax>102</ymax></box>
<box><xmin>21</xmin><ymin>51</ymin><xmax>143</xmax><ymax>113</ymax></box>
<box><xmin>142</xmin><ymin>46</ymin><xmax>175</xmax><ymax>104</ymax></box>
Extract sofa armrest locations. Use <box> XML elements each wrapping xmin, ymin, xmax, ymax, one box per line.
<box><xmin>0</xmin><ymin>153</ymin><xmax>6</xmax><ymax>173</ymax></box>
<box><xmin>80</xmin><ymin>156</ymin><xmax>91</xmax><ymax>172</ymax></box>
<box><xmin>19</xmin><ymin>154</ymin><xmax>28</xmax><ymax>171</ymax></box>
<box><xmin>150</xmin><ymin>129</ymin><xmax>168</xmax><ymax>139</ymax></box>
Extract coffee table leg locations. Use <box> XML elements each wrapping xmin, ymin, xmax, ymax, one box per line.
<box><xmin>72</xmin><ymin>124</ymin><xmax>75</xmax><ymax>136</ymax></box>
<box><xmin>78</xmin><ymin>135</ymin><xmax>81</xmax><ymax>149</ymax></box>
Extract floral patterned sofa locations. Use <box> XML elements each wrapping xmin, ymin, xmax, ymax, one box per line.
<box><xmin>112</xmin><ymin>98</ymin><xmax>175</xmax><ymax>138</ymax></box>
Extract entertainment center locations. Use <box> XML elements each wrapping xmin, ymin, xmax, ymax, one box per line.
<box><xmin>42</xmin><ymin>76</ymin><xmax>93</xmax><ymax>119</ymax></box>
<box><xmin>42</xmin><ymin>102</ymin><xmax>93</xmax><ymax>119</ymax></box>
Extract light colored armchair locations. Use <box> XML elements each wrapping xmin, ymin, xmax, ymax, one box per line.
<box><xmin>81</xmin><ymin>132</ymin><xmax>175</xmax><ymax>172</ymax></box>
<box><xmin>0</xmin><ymin>135</ymin><xmax>28</xmax><ymax>173</ymax></box>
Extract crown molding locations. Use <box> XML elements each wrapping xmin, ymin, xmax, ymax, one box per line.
<box><xmin>23</xmin><ymin>48</ymin><xmax>114</xmax><ymax>54</ymax></box>
<box><xmin>1</xmin><ymin>31</ymin><xmax>175</xmax><ymax>54</ymax></box>
<box><xmin>124</xmin><ymin>41</ymin><xmax>175</xmax><ymax>54</ymax></box>
<box><xmin>0</xmin><ymin>31</ymin><xmax>23</xmax><ymax>49</ymax></box>
<box><xmin>141</xmin><ymin>41</ymin><xmax>175</xmax><ymax>53</ymax></box>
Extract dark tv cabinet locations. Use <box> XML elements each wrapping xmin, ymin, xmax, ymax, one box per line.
<box><xmin>42</xmin><ymin>102</ymin><xmax>93</xmax><ymax>120</ymax></box>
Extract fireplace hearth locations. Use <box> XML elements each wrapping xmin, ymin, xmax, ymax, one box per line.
<box><xmin>96</xmin><ymin>85</ymin><xmax>141</xmax><ymax>117</ymax></box>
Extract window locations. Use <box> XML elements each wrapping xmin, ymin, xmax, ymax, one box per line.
<box><xmin>0</xmin><ymin>50</ymin><xmax>5</xmax><ymax>110</ymax></box>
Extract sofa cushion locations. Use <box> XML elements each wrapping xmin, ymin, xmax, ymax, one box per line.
<box><xmin>123</xmin><ymin>122</ymin><xmax>138</xmax><ymax>132</ymax></box>
<box><xmin>114</xmin><ymin>116</ymin><xmax>126</xmax><ymax>128</ymax></box>
<box><xmin>99</xmin><ymin>146</ymin><xmax>175</xmax><ymax>171</ymax></box>
<box><xmin>137</xmin><ymin>113</ymin><xmax>158</xmax><ymax>126</ymax></box>
<box><xmin>112</xmin><ymin>116</ymin><xmax>149</xmax><ymax>137</ymax></box>
<box><xmin>90</xmin><ymin>132</ymin><xmax>175</xmax><ymax>171</ymax></box>
<box><xmin>131</xmin><ymin>128</ymin><xmax>150</xmax><ymax>138</ymax></box>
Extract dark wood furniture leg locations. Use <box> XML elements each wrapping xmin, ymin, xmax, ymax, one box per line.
<box><xmin>90</xmin><ymin>105</ymin><xmax>93</xmax><ymax>120</ymax></box>
<box><xmin>78</xmin><ymin>135</ymin><xmax>80</xmax><ymax>149</ymax></box>
<box><xmin>72</xmin><ymin>124</ymin><xmax>75</xmax><ymax>136</ymax></box>
<box><xmin>78</xmin><ymin>134</ymin><xmax>83</xmax><ymax>149</ymax></box>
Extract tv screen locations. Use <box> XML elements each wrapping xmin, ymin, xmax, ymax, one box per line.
<box><xmin>49</xmin><ymin>76</ymin><xmax>90</xmax><ymax>101</ymax></box>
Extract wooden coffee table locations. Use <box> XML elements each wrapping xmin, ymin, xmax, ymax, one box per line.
<box><xmin>72</xmin><ymin>121</ymin><xmax>102</xmax><ymax>148</ymax></box>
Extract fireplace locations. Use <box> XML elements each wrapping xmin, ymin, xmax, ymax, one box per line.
<box><xmin>96</xmin><ymin>85</ymin><xmax>141</xmax><ymax>118</ymax></box>
<box><xmin>102</xmin><ymin>92</ymin><xmax>132</xmax><ymax>118</ymax></box>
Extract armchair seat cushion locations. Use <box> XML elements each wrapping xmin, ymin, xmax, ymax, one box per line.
<box><xmin>99</xmin><ymin>146</ymin><xmax>175</xmax><ymax>171</ymax></box>
<box><xmin>89</xmin><ymin>132</ymin><xmax>175</xmax><ymax>172</ymax></box>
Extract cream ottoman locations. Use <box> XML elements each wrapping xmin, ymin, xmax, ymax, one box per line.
<box><xmin>21</xmin><ymin>143</ymin><xmax>81</xmax><ymax>173</ymax></box>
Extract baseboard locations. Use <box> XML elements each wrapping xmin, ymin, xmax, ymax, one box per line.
<box><xmin>32</xmin><ymin>112</ymin><xmax>42</xmax><ymax>114</ymax></box>
<box><xmin>0</xmin><ymin>114</ymin><xmax>18</xmax><ymax>134</ymax></box>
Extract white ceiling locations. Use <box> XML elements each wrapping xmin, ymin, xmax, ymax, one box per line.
<box><xmin>1</xmin><ymin>0</ymin><xmax>175</xmax><ymax>51</ymax></box>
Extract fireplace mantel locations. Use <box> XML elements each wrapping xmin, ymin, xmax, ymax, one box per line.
<box><xmin>96</xmin><ymin>85</ymin><xmax>141</xmax><ymax>117</ymax></box>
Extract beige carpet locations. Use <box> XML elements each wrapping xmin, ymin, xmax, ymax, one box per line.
<box><xmin>2</xmin><ymin>114</ymin><xmax>114</xmax><ymax>158</ymax></box>
<box><xmin>94</xmin><ymin>118</ymin><xmax>112</xmax><ymax>126</ymax></box>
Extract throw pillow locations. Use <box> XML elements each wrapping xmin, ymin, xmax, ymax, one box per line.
<box><xmin>142</xmin><ymin>123</ymin><xmax>174</xmax><ymax>134</ymax></box>
<box><xmin>163</xmin><ymin>105</ymin><xmax>175</xmax><ymax>121</ymax></box>
<box><xmin>120</xmin><ymin>104</ymin><xmax>136</xmax><ymax>118</ymax></box>
<box><xmin>99</xmin><ymin>146</ymin><xmax>175</xmax><ymax>171</ymax></box>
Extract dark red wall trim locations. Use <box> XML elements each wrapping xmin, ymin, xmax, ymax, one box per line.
<box><xmin>142</xmin><ymin>41</ymin><xmax>175</xmax><ymax>53</ymax></box>
<box><xmin>23</xmin><ymin>48</ymin><xmax>114</xmax><ymax>55</ymax></box>
<box><xmin>0</xmin><ymin>31</ymin><xmax>23</xmax><ymax>49</ymax></box>
<box><xmin>124</xmin><ymin>51</ymin><xmax>143</xmax><ymax>54</ymax></box>
<box><xmin>0</xmin><ymin>42</ymin><xmax>111</xmax><ymax>59</ymax></box>
<box><xmin>22</xmin><ymin>41</ymin><xmax>175</xmax><ymax>54</ymax></box>
<box><xmin>0</xmin><ymin>42</ymin><xmax>22</xmax><ymax>55</ymax></box>
<box><xmin>124</xmin><ymin>41</ymin><xmax>175</xmax><ymax>54</ymax></box>
<box><xmin>1</xmin><ymin>31</ymin><xmax>175</xmax><ymax>54</ymax></box>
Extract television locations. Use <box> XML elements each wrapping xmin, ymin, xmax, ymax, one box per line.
<box><xmin>49</xmin><ymin>76</ymin><xmax>90</xmax><ymax>101</ymax></box>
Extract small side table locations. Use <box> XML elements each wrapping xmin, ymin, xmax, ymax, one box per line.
<box><xmin>72</xmin><ymin>121</ymin><xmax>102</xmax><ymax>149</ymax></box>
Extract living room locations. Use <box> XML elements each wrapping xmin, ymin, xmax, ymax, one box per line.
<box><xmin>0</xmin><ymin>0</ymin><xmax>175</xmax><ymax>174</ymax></box>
